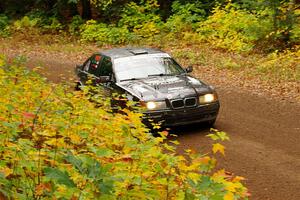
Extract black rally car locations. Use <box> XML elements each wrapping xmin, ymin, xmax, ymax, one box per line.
<box><xmin>75</xmin><ymin>48</ymin><xmax>220</xmax><ymax>126</ymax></box>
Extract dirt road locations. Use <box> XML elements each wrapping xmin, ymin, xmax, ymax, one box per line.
<box><xmin>175</xmin><ymin>88</ymin><xmax>300</xmax><ymax>200</ymax></box>
<box><xmin>4</xmin><ymin>53</ymin><xmax>300</xmax><ymax>200</ymax></box>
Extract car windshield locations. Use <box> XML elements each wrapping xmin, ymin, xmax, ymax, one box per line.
<box><xmin>114</xmin><ymin>53</ymin><xmax>185</xmax><ymax>81</ymax></box>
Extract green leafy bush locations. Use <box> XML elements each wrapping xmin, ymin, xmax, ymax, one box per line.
<box><xmin>42</xmin><ymin>17</ymin><xmax>63</xmax><ymax>32</ymax></box>
<box><xmin>289</xmin><ymin>9</ymin><xmax>300</xmax><ymax>44</ymax></box>
<box><xmin>80</xmin><ymin>1</ymin><xmax>162</xmax><ymax>43</ymax></box>
<box><xmin>13</xmin><ymin>16</ymin><xmax>39</xmax><ymax>30</ymax></box>
<box><xmin>0</xmin><ymin>55</ymin><xmax>248</xmax><ymax>199</ymax></box>
<box><xmin>68</xmin><ymin>15</ymin><xmax>85</xmax><ymax>35</ymax></box>
<box><xmin>27</xmin><ymin>10</ymin><xmax>64</xmax><ymax>32</ymax></box>
<box><xmin>80</xmin><ymin>20</ymin><xmax>132</xmax><ymax>44</ymax></box>
<box><xmin>119</xmin><ymin>0</ymin><xmax>162</xmax><ymax>38</ymax></box>
<box><xmin>291</xmin><ymin>24</ymin><xmax>300</xmax><ymax>44</ymax></box>
<box><xmin>197</xmin><ymin>3</ymin><xmax>272</xmax><ymax>52</ymax></box>
<box><xmin>0</xmin><ymin>15</ymin><xmax>10</xmax><ymax>37</ymax></box>
<box><xmin>26</xmin><ymin>9</ymin><xmax>49</xmax><ymax>22</ymax></box>
<box><xmin>13</xmin><ymin>13</ymin><xmax>63</xmax><ymax>33</ymax></box>
<box><xmin>261</xmin><ymin>2</ymin><xmax>300</xmax><ymax>50</ymax></box>
<box><xmin>164</xmin><ymin>1</ymin><xmax>205</xmax><ymax>34</ymax></box>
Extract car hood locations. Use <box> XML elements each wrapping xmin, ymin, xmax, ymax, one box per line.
<box><xmin>117</xmin><ymin>75</ymin><xmax>213</xmax><ymax>101</ymax></box>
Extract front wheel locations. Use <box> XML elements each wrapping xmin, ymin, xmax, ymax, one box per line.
<box><xmin>204</xmin><ymin>119</ymin><xmax>216</xmax><ymax>127</ymax></box>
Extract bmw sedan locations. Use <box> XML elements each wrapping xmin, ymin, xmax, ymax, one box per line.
<box><xmin>75</xmin><ymin>47</ymin><xmax>220</xmax><ymax>127</ymax></box>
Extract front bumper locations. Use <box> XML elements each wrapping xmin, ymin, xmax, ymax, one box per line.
<box><xmin>143</xmin><ymin>101</ymin><xmax>220</xmax><ymax>127</ymax></box>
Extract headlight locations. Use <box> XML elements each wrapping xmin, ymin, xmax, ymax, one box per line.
<box><xmin>145</xmin><ymin>101</ymin><xmax>167</xmax><ymax>110</ymax></box>
<box><xmin>199</xmin><ymin>93</ymin><xmax>218</xmax><ymax>104</ymax></box>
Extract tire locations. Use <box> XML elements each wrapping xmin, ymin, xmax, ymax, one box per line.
<box><xmin>75</xmin><ymin>81</ymin><xmax>82</xmax><ymax>91</ymax></box>
<box><xmin>204</xmin><ymin>119</ymin><xmax>216</xmax><ymax>127</ymax></box>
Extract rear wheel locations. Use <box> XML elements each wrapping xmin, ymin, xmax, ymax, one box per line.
<box><xmin>75</xmin><ymin>81</ymin><xmax>82</xmax><ymax>91</ymax></box>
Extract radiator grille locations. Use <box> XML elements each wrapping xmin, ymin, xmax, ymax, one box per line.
<box><xmin>171</xmin><ymin>99</ymin><xmax>184</xmax><ymax>108</ymax></box>
<box><xmin>171</xmin><ymin>97</ymin><xmax>197</xmax><ymax>109</ymax></box>
<box><xmin>185</xmin><ymin>97</ymin><xmax>197</xmax><ymax>107</ymax></box>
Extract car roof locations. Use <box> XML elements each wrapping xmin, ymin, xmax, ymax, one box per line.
<box><xmin>99</xmin><ymin>47</ymin><xmax>165</xmax><ymax>59</ymax></box>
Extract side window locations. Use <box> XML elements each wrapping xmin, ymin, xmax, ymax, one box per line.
<box><xmin>98</xmin><ymin>56</ymin><xmax>113</xmax><ymax>77</ymax></box>
<box><xmin>86</xmin><ymin>54</ymin><xmax>102</xmax><ymax>75</ymax></box>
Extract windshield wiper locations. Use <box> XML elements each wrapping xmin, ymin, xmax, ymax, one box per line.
<box><xmin>120</xmin><ymin>78</ymin><xmax>142</xmax><ymax>82</ymax></box>
<box><xmin>148</xmin><ymin>73</ymin><xmax>173</xmax><ymax>77</ymax></box>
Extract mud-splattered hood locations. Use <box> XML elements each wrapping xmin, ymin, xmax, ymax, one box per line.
<box><xmin>117</xmin><ymin>75</ymin><xmax>214</xmax><ymax>101</ymax></box>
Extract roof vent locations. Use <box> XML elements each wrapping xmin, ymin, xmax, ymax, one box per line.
<box><xmin>128</xmin><ymin>49</ymin><xmax>148</xmax><ymax>55</ymax></box>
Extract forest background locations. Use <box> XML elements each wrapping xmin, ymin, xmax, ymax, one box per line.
<box><xmin>1</xmin><ymin>0</ymin><xmax>299</xmax><ymax>82</ymax></box>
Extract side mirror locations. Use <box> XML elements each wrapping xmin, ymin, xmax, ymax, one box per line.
<box><xmin>185</xmin><ymin>66</ymin><xmax>193</xmax><ymax>73</ymax></box>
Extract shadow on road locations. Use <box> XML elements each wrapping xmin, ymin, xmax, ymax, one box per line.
<box><xmin>168</xmin><ymin>123</ymin><xmax>211</xmax><ymax>137</ymax></box>
<box><xmin>165</xmin><ymin>123</ymin><xmax>214</xmax><ymax>154</ymax></box>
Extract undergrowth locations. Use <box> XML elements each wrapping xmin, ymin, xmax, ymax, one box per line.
<box><xmin>169</xmin><ymin>44</ymin><xmax>299</xmax><ymax>82</ymax></box>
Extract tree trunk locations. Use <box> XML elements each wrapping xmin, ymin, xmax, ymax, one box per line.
<box><xmin>158</xmin><ymin>0</ymin><xmax>172</xmax><ymax>21</ymax></box>
<box><xmin>68</xmin><ymin>2</ymin><xmax>79</xmax><ymax>17</ymax></box>
<box><xmin>45</xmin><ymin>0</ymin><xmax>57</xmax><ymax>13</ymax></box>
<box><xmin>0</xmin><ymin>2</ymin><xmax>3</xmax><ymax>13</ymax></box>
<box><xmin>81</xmin><ymin>0</ymin><xmax>92</xmax><ymax>19</ymax></box>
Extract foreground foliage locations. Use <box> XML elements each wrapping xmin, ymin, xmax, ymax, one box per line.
<box><xmin>0</xmin><ymin>55</ymin><xmax>248</xmax><ymax>199</ymax></box>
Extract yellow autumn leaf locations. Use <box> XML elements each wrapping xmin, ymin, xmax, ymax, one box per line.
<box><xmin>170</xmin><ymin>140</ymin><xmax>180</xmax><ymax>145</ymax></box>
<box><xmin>185</xmin><ymin>149</ymin><xmax>192</xmax><ymax>153</ymax></box>
<box><xmin>187</xmin><ymin>172</ymin><xmax>200</xmax><ymax>183</ymax></box>
<box><xmin>224</xmin><ymin>192</ymin><xmax>234</xmax><ymax>200</ymax></box>
<box><xmin>0</xmin><ymin>57</ymin><xmax>5</xmax><ymax>67</ymax></box>
<box><xmin>233</xmin><ymin>176</ymin><xmax>246</xmax><ymax>182</ymax></box>
<box><xmin>0</xmin><ymin>68</ymin><xmax>4</xmax><ymax>75</ymax></box>
<box><xmin>188</xmin><ymin>161</ymin><xmax>202</xmax><ymax>171</ymax></box>
<box><xmin>178</xmin><ymin>162</ymin><xmax>189</xmax><ymax>171</ymax></box>
<box><xmin>212</xmin><ymin>169</ymin><xmax>226</xmax><ymax>183</ymax></box>
<box><xmin>225</xmin><ymin>182</ymin><xmax>239</xmax><ymax>192</ymax></box>
<box><xmin>177</xmin><ymin>155</ymin><xmax>186</xmax><ymax>162</ymax></box>
<box><xmin>45</xmin><ymin>138</ymin><xmax>65</xmax><ymax>147</ymax></box>
<box><xmin>155</xmin><ymin>137</ymin><xmax>164</xmax><ymax>143</ymax></box>
<box><xmin>212</xmin><ymin>143</ymin><xmax>225</xmax><ymax>155</ymax></box>
<box><xmin>36</xmin><ymin>130</ymin><xmax>56</xmax><ymax>137</ymax></box>
<box><xmin>69</xmin><ymin>134</ymin><xmax>82</xmax><ymax>144</ymax></box>
<box><xmin>57</xmin><ymin>185</ymin><xmax>67</xmax><ymax>193</ymax></box>
<box><xmin>151</xmin><ymin>180</ymin><xmax>160</xmax><ymax>185</ymax></box>
<box><xmin>5</xmin><ymin>142</ymin><xmax>19</xmax><ymax>149</ymax></box>
<box><xmin>152</xmin><ymin>124</ymin><xmax>161</xmax><ymax>129</ymax></box>
<box><xmin>0</xmin><ymin>167</ymin><xmax>13</xmax><ymax>177</ymax></box>
<box><xmin>214</xmin><ymin>169</ymin><xmax>226</xmax><ymax>177</ymax></box>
